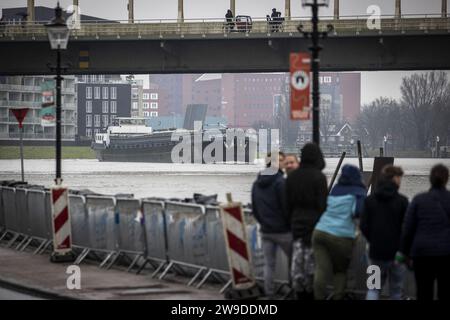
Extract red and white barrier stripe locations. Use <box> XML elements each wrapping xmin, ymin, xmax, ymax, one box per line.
<box><xmin>51</xmin><ymin>186</ymin><xmax>72</xmax><ymax>254</ymax></box>
<box><xmin>220</xmin><ymin>203</ymin><xmax>255</xmax><ymax>289</ymax></box>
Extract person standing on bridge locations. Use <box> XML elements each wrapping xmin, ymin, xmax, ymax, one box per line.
<box><xmin>286</xmin><ymin>143</ymin><xmax>328</xmax><ymax>300</ymax></box>
<box><xmin>400</xmin><ymin>164</ymin><xmax>450</xmax><ymax>300</ymax></box>
<box><xmin>251</xmin><ymin>152</ymin><xmax>292</xmax><ymax>299</ymax></box>
<box><xmin>225</xmin><ymin>9</ymin><xmax>234</xmax><ymax>32</ymax></box>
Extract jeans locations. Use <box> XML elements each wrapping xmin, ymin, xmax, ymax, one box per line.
<box><xmin>366</xmin><ymin>259</ymin><xmax>405</xmax><ymax>300</ymax></box>
<box><xmin>312</xmin><ymin>229</ymin><xmax>354</xmax><ymax>300</ymax></box>
<box><xmin>291</xmin><ymin>238</ymin><xmax>315</xmax><ymax>296</ymax></box>
<box><xmin>261</xmin><ymin>232</ymin><xmax>292</xmax><ymax>298</ymax></box>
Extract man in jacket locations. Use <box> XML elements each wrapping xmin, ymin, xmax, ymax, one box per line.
<box><xmin>251</xmin><ymin>153</ymin><xmax>291</xmax><ymax>298</ymax></box>
<box><xmin>286</xmin><ymin>143</ymin><xmax>328</xmax><ymax>299</ymax></box>
<box><xmin>360</xmin><ymin>165</ymin><xmax>409</xmax><ymax>300</ymax></box>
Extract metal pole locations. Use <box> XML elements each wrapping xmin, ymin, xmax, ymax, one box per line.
<box><xmin>311</xmin><ymin>0</ymin><xmax>320</xmax><ymax>146</ymax></box>
<box><xmin>27</xmin><ymin>0</ymin><xmax>35</xmax><ymax>23</ymax></box>
<box><xmin>178</xmin><ymin>0</ymin><xmax>184</xmax><ymax>23</ymax></box>
<box><xmin>128</xmin><ymin>0</ymin><xmax>134</xmax><ymax>23</ymax></box>
<box><xmin>328</xmin><ymin>151</ymin><xmax>346</xmax><ymax>192</ymax></box>
<box><xmin>55</xmin><ymin>49</ymin><xmax>62</xmax><ymax>185</ymax></box>
<box><xmin>230</xmin><ymin>0</ymin><xmax>236</xmax><ymax>15</ymax></box>
<box><xmin>334</xmin><ymin>0</ymin><xmax>339</xmax><ymax>20</ymax></box>
<box><xmin>285</xmin><ymin>0</ymin><xmax>291</xmax><ymax>21</ymax></box>
<box><xmin>19</xmin><ymin>126</ymin><xmax>25</xmax><ymax>182</ymax></box>
<box><xmin>443</xmin><ymin>0</ymin><xmax>447</xmax><ymax>18</ymax></box>
<box><xmin>357</xmin><ymin>140</ymin><xmax>363</xmax><ymax>172</ymax></box>
<box><xmin>395</xmin><ymin>0</ymin><xmax>401</xmax><ymax>19</ymax></box>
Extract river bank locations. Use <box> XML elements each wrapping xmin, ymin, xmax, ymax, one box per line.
<box><xmin>0</xmin><ymin>146</ymin><xmax>95</xmax><ymax>159</ymax></box>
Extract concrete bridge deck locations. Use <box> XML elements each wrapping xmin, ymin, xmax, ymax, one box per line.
<box><xmin>1</xmin><ymin>15</ymin><xmax>449</xmax><ymax>74</ymax></box>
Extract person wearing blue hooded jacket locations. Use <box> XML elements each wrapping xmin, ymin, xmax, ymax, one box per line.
<box><xmin>312</xmin><ymin>164</ymin><xmax>367</xmax><ymax>300</ymax></box>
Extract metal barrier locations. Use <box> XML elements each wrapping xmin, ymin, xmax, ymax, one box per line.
<box><xmin>107</xmin><ymin>198</ymin><xmax>145</xmax><ymax>271</ymax></box>
<box><xmin>20</xmin><ymin>189</ymin><xmax>52</xmax><ymax>254</ymax></box>
<box><xmin>75</xmin><ymin>195</ymin><xmax>116</xmax><ymax>267</ymax></box>
<box><xmin>69</xmin><ymin>194</ymin><xmax>90</xmax><ymax>251</ymax></box>
<box><xmin>196</xmin><ymin>206</ymin><xmax>230</xmax><ymax>290</ymax></box>
<box><xmin>14</xmin><ymin>188</ymin><xmax>31</xmax><ymax>250</ymax></box>
<box><xmin>139</xmin><ymin>200</ymin><xmax>169</xmax><ymax>276</ymax></box>
<box><xmin>0</xmin><ymin>187</ymin><xmax>5</xmax><ymax>235</ymax></box>
<box><xmin>1</xmin><ymin>187</ymin><xmax>20</xmax><ymax>247</ymax></box>
<box><xmin>159</xmin><ymin>201</ymin><xmax>208</xmax><ymax>286</ymax></box>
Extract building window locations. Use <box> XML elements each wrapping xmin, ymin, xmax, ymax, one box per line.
<box><xmin>143</xmin><ymin>93</ymin><xmax>150</xmax><ymax>100</ymax></box>
<box><xmin>143</xmin><ymin>102</ymin><xmax>149</xmax><ymax>109</ymax></box>
<box><xmin>86</xmin><ymin>114</ymin><xmax>92</xmax><ymax>127</ymax></box>
<box><xmin>102</xmin><ymin>101</ymin><xmax>109</xmax><ymax>113</ymax></box>
<box><xmin>90</xmin><ymin>75</ymin><xmax>96</xmax><ymax>82</ymax></box>
<box><xmin>110</xmin><ymin>87</ymin><xmax>117</xmax><ymax>99</ymax></box>
<box><xmin>150</xmin><ymin>93</ymin><xmax>158</xmax><ymax>100</ymax></box>
<box><xmin>94</xmin><ymin>87</ymin><xmax>100</xmax><ymax>99</ymax></box>
<box><xmin>110</xmin><ymin>115</ymin><xmax>116</xmax><ymax>124</ymax></box>
<box><xmin>143</xmin><ymin>111</ymin><xmax>149</xmax><ymax>117</ymax></box>
<box><xmin>102</xmin><ymin>115</ymin><xmax>109</xmax><ymax>127</ymax></box>
<box><xmin>94</xmin><ymin>128</ymin><xmax>100</xmax><ymax>135</ymax></box>
<box><xmin>102</xmin><ymin>87</ymin><xmax>109</xmax><ymax>99</ymax></box>
<box><xmin>98</xmin><ymin>75</ymin><xmax>104</xmax><ymax>83</ymax></box>
<box><xmin>86</xmin><ymin>100</ymin><xmax>92</xmax><ymax>113</ymax></box>
<box><xmin>110</xmin><ymin>101</ymin><xmax>117</xmax><ymax>114</ymax></box>
<box><xmin>86</xmin><ymin>87</ymin><xmax>92</xmax><ymax>99</ymax></box>
<box><xmin>132</xmin><ymin>102</ymin><xmax>138</xmax><ymax>110</ymax></box>
<box><xmin>94</xmin><ymin>114</ymin><xmax>100</xmax><ymax>127</ymax></box>
<box><xmin>150</xmin><ymin>102</ymin><xmax>158</xmax><ymax>109</ymax></box>
<box><xmin>86</xmin><ymin>128</ymin><xmax>92</xmax><ymax>137</ymax></box>
<box><xmin>150</xmin><ymin>111</ymin><xmax>158</xmax><ymax>117</ymax></box>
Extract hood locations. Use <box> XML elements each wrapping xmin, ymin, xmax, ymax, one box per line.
<box><xmin>256</xmin><ymin>169</ymin><xmax>282</xmax><ymax>188</ymax></box>
<box><xmin>375</xmin><ymin>178</ymin><xmax>399</xmax><ymax>199</ymax></box>
<box><xmin>338</xmin><ymin>164</ymin><xmax>365</xmax><ymax>188</ymax></box>
<box><xmin>300</xmin><ymin>143</ymin><xmax>325</xmax><ymax>170</ymax></box>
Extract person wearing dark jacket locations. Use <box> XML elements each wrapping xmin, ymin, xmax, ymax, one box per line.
<box><xmin>251</xmin><ymin>153</ymin><xmax>291</xmax><ymax>298</ymax></box>
<box><xmin>360</xmin><ymin>165</ymin><xmax>409</xmax><ymax>300</ymax></box>
<box><xmin>400</xmin><ymin>164</ymin><xmax>450</xmax><ymax>300</ymax></box>
<box><xmin>312</xmin><ymin>164</ymin><xmax>367</xmax><ymax>300</ymax></box>
<box><xmin>286</xmin><ymin>143</ymin><xmax>328</xmax><ymax>299</ymax></box>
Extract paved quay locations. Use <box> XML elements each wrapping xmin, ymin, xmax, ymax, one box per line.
<box><xmin>0</xmin><ymin>247</ymin><xmax>224</xmax><ymax>300</ymax></box>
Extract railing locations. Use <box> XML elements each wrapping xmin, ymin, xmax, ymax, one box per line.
<box><xmin>0</xmin><ymin>133</ymin><xmax>75</xmax><ymax>139</ymax></box>
<box><xmin>0</xmin><ymin>84</ymin><xmax>76</xmax><ymax>95</ymax></box>
<box><xmin>0</xmin><ymin>101</ymin><xmax>76</xmax><ymax>110</ymax></box>
<box><xmin>1</xmin><ymin>14</ymin><xmax>449</xmax><ymax>39</ymax></box>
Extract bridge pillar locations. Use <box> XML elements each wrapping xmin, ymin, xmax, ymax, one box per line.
<box><xmin>395</xmin><ymin>0</ymin><xmax>401</xmax><ymax>18</ymax></box>
<box><xmin>285</xmin><ymin>0</ymin><xmax>291</xmax><ymax>20</ymax></box>
<box><xmin>334</xmin><ymin>0</ymin><xmax>339</xmax><ymax>19</ymax></box>
<box><xmin>230</xmin><ymin>0</ymin><xmax>236</xmax><ymax>15</ymax></box>
<box><xmin>128</xmin><ymin>0</ymin><xmax>134</xmax><ymax>23</ymax></box>
<box><xmin>443</xmin><ymin>0</ymin><xmax>447</xmax><ymax>18</ymax></box>
<box><xmin>27</xmin><ymin>0</ymin><xmax>35</xmax><ymax>23</ymax></box>
<box><xmin>178</xmin><ymin>0</ymin><xmax>184</xmax><ymax>23</ymax></box>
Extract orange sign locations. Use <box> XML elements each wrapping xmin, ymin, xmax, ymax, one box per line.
<box><xmin>290</xmin><ymin>53</ymin><xmax>311</xmax><ymax>120</ymax></box>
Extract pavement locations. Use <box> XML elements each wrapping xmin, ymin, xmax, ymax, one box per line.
<box><xmin>0</xmin><ymin>246</ymin><xmax>224</xmax><ymax>300</ymax></box>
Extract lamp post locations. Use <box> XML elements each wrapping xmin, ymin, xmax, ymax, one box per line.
<box><xmin>299</xmin><ymin>0</ymin><xmax>331</xmax><ymax>146</ymax></box>
<box><xmin>45</xmin><ymin>3</ymin><xmax>70</xmax><ymax>185</ymax></box>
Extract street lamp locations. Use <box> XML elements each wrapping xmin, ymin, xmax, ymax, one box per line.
<box><xmin>299</xmin><ymin>0</ymin><xmax>331</xmax><ymax>146</ymax></box>
<box><xmin>46</xmin><ymin>3</ymin><xmax>70</xmax><ymax>185</ymax></box>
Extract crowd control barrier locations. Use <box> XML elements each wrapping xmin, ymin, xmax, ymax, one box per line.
<box><xmin>74</xmin><ymin>196</ymin><xmax>116</xmax><ymax>267</ymax></box>
<box><xmin>21</xmin><ymin>189</ymin><xmax>52</xmax><ymax>254</ymax></box>
<box><xmin>108</xmin><ymin>198</ymin><xmax>145</xmax><ymax>271</ymax></box>
<box><xmin>159</xmin><ymin>201</ymin><xmax>209</xmax><ymax>286</ymax></box>
<box><xmin>0</xmin><ymin>187</ymin><xmax>6</xmax><ymax>236</ymax></box>
<box><xmin>139</xmin><ymin>200</ymin><xmax>169</xmax><ymax>276</ymax></box>
<box><xmin>0</xmin><ymin>182</ymin><xmax>418</xmax><ymax>299</ymax></box>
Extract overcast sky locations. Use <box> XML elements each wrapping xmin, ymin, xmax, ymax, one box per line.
<box><xmin>1</xmin><ymin>0</ymin><xmax>449</xmax><ymax>104</ymax></box>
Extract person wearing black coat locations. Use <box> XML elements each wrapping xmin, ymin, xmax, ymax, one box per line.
<box><xmin>400</xmin><ymin>164</ymin><xmax>450</xmax><ymax>300</ymax></box>
<box><xmin>286</xmin><ymin>143</ymin><xmax>328</xmax><ymax>299</ymax></box>
<box><xmin>360</xmin><ymin>165</ymin><xmax>409</xmax><ymax>300</ymax></box>
<box><xmin>251</xmin><ymin>153</ymin><xmax>292</xmax><ymax>298</ymax></box>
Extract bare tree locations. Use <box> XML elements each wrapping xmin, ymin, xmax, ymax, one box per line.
<box><xmin>400</xmin><ymin>71</ymin><xmax>449</xmax><ymax>149</ymax></box>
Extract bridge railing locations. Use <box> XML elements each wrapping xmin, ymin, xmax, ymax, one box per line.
<box><xmin>1</xmin><ymin>14</ymin><xmax>449</xmax><ymax>39</ymax></box>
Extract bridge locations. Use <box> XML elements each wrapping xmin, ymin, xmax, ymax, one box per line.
<box><xmin>1</xmin><ymin>14</ymin><xmax>449</xmax><ymax>74</ymax></box>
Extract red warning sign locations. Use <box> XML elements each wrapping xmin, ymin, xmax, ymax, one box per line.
<box><xmin>11</xmin><ymin>108</ymin><xmax>29</xmax><ymax>128</ymax></box>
